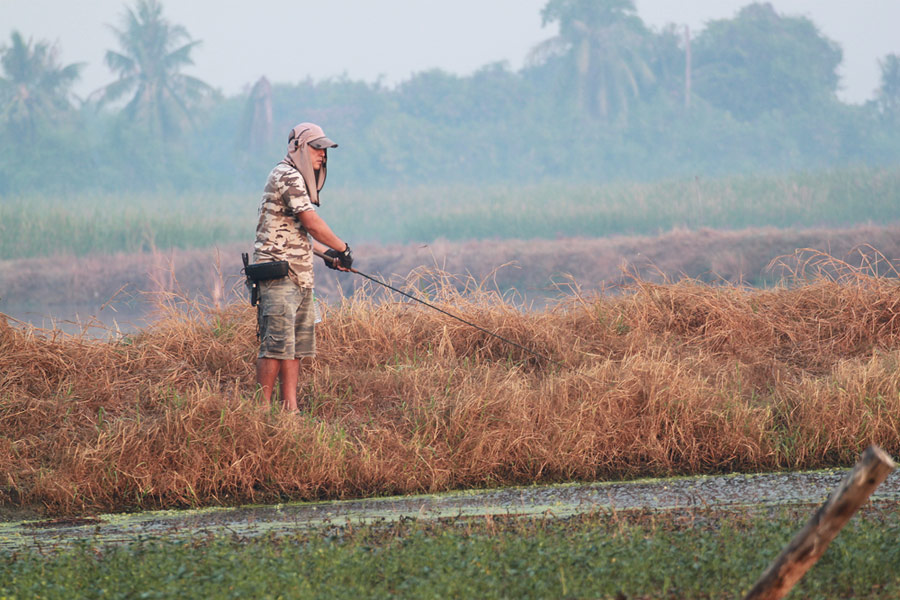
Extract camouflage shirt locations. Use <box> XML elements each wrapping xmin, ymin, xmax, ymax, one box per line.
<box><xmin>253</xmin><ymin>160</ymin><xmax>316</xmax><ymax>288</ymax></box>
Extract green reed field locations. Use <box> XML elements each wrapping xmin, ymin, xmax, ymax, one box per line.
<box><xmin>3</xmin><ymin>509</ymin><xmax>899</xmax><ymax>599</ymax></box>
<box><xmin>2</xmin><ymin>165</ymin><xmax>899</xmax><ymax>260</ymax></box>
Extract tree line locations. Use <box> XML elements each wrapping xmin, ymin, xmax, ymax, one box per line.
<box><xmin>2</xmin><ymin>0</ymin><xmax>900</xmax><ymax>195</ymax></box>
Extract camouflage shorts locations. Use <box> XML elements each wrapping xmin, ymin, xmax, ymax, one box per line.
<box><xmin>257</xmin><ymin>278</ymin><xmax>315</xmax><ymax>360</ymax></box>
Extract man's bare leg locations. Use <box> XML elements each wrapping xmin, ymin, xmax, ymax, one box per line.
<box><xmin>278</xmin><ymin>358</ymin><xmax>301</xmax><ymax>411</ymax></box>
<box><xmin>256</xmin><ymin>357</ymin><xmax>281</xmax><ymax>403</ymax></box>
<box><xmin>257</xmin><ymin>357</ymin><xmax>302</xmax><ymax>411</ymax></box>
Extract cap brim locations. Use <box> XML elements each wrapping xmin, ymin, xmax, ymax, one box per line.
<box><xmin>309</xmin><ymin>136</ymin><xmax>338</xmax><ymax>149</ymax></box>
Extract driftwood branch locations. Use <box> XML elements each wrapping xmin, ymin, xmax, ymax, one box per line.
<box><xmin>743</xmin><ymin>445</ymin><xmax>896</xmax><ymax>600</ymax></box>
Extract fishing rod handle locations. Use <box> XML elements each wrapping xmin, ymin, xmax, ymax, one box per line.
<box><xmin>313</xmin><ymin>249</ymin><xmax>357</xmax><ymax>273</ymax></box>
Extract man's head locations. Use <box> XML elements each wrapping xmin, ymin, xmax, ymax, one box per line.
<box><xmin>286</xmin><ymin>122</ymin><xmax>338</xmax><ymax>206</ymax></box>
<box><xmin>289</xmin><ymin>123</ymin><xmax>337</xmax><ymax>157</ymax></box>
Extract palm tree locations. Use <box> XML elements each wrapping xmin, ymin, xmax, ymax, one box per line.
<box><xmin>96</xmin><ymin>0</ymin><xmax>216</xmax><ymax>139</ymax></box>
<box><xmin>530</xmin><ymin>0</ymin><xmax>654</xmax><ymax>121</ymax></box>
<box><xmin>0</xmin><ymin>31</ymin><xmax>82</xmax><ymax>139</ymax></box>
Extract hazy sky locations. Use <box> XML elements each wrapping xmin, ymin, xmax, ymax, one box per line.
<box><xmin>2</xmin><ymin>0</ymin><xmax>898</xmax><ymax>104</ymax></box>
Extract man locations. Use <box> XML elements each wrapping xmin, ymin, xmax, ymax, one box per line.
<box><xmin>252</xmin><ymin>122</ymin><xmax>353</xmax><ymax>411</ymax></box>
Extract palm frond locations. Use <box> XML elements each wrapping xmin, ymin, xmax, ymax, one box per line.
<box><xmin>526</xmin><ymin>37</ymin><xmax>571</xmax><ymax>68</ymax></box>
<box><xmin>104</xmin><ymin>50</ymin><xmax>136</xmax><ymax>76</ymax></box>
<box><xmin>163</xmin><ymin>40</ymin><xmax>201</xmax><ymax>70</ymax></box>
<box><xmin>97</xmin><ymin>75</ymin><xmax>138</xmax><ymax>106</ymax></box>
<box><xmin>176</xmin><ymin>73</ymin><xmax>217</xmax><ymax>97</ymax></box>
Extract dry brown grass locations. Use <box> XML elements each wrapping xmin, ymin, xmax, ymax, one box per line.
<box><xmin>2</xmin><ymin>254</ymin><xmax>900</xmax><ymax>516</ymax></box>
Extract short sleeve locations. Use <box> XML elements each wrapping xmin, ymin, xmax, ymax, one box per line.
<box><xmin>277</xmin><ymin>167</ymin><xmax>315</xmax><ymax>215</ymax></box>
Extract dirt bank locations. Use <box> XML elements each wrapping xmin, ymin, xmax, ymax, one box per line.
<box><xmin>3</xmin><ymin>469</ymin><xmax>898</xmax><ymax>552</ymax></box>
<box><xmin>3</xmin><ymin>225</ymin><xmax>900</xmax><ymax>314</ymax></box>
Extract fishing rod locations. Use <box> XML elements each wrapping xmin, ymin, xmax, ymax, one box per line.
<box><xmin>314</xmin><ymin>249</ymin><xmax>575</xmax><ymax>373</ymax></box>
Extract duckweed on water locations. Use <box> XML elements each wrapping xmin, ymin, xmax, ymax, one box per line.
<box><xmin>2</xmin><ymin>508</ymin><xmax>898</xmax><ymax>599</ymax></box>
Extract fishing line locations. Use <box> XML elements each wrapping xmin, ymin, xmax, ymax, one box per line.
<box><xmin>314</xmin><ymin>250</ymin><xmax>577</xmax><ymax>373</ymax></box>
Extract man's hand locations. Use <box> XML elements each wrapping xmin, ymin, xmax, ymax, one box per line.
<box><xmin>336</xmin><ymin>244</ymin><xmax>353</xmax><ymax>269</ymax></box>
<box><xmin>323</xmin><ymin>248</ymin><xmax>341</xmax><ymax>270</ymax></box>
<box><xmin>322</xmin><ymin>244</ymin><xmax>352</xmax><ymax>270</ymax></box>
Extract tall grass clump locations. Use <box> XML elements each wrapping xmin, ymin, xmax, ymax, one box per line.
<box><xmin>1</xmin><ymin>253</ymin><xmax>900</xmax><ymax>515</ymax></box>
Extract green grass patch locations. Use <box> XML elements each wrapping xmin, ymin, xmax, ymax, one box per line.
<box><xmin>2</xmin><ymin>507</ymin><xmax>898</xmax><ymax>599</ymax></box>
<box><xmin>394</xmin><ymin>165</ymin><xmax>900</xmax><ymax>242</ymax></box>
<box><xmin>0</xmin><ymin>192</ymin><xmax>249</xmax><ymax>259</ymax></box>
<box><xmin>3</xmin><ymin>165</ymin><xmax>900</xmax><ymax>260</ymax></box>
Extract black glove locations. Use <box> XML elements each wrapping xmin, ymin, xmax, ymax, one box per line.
<box><xmin>337</xmin><ymin>244</ymin><xmax>353</xmax><ymax>269</ymax></box>
<box><xmin>323</xmin><ymin>245</ymin><xmax>353</xmax><ymax>270</ymax></box>
<box><xmin>323</xmin><ymin>248</ymin><xmax>341</xmax><ymax>270</ymax></box>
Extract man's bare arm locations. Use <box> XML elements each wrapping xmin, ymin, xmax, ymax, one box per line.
<box><xmin>299</xmin><ymin>210</ymin><xmax>346</xmax><ymax>252</ymax></box>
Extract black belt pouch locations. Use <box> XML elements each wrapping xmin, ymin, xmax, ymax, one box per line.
<box><xmin>245</xmin><ymin>260</ymin><xmax>289</xmax><ymax>282</ymax></box>
<box><xmin>242</xmin><ymin>253</ymin><xmax>289</xmax><ymax>307</ymax></box>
